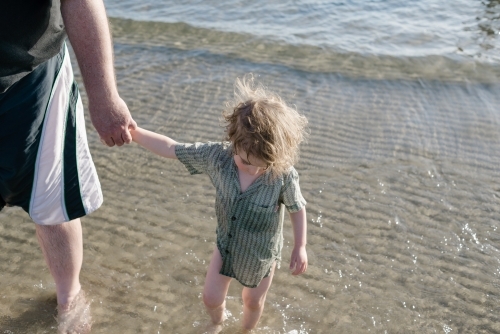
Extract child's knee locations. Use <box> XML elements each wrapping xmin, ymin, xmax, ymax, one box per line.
<box><xmin>203</xmin><ymin>291</ymin><xmax>225</xmax><ymax>309</ymax></box>
<box><xmin>242</xmin><ymin>295</ymin><xmax>264</xmax><ymax>311</ymax></box>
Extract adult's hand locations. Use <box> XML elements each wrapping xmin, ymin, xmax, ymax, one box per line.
<box><xmin>88</xmin><ymin>95</ymin><xmax>137</xmax><ymax>147</ymax></box>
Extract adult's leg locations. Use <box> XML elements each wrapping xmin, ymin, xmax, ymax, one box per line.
<box><xmin>36</xmin><ymin>218</ymin><xmax>91</xmax><ymax>334</ymax></box>
<box><xmin>35</xmin><ymin>218</ymin><xmax>83</xmax><ymax>308</ymax></box>
<box><xmin>1</xmin><ymin>44</ymin><xmax>97</xmax><ymax>333</ymax></box>
<box><xmin>241</xmin><ymin>262</ymin><xmax>276</xmax><ymax>331</ymax></box>
<box><xmin>203</xmin><ymin>247</ymin><xmax>233</xmax><ymax>326</ymax></box>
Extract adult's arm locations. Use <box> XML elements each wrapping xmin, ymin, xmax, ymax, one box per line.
<box><xmin>61</xmin><ymin>0</ymin><xmax>136</xmax><ymax>147</ymax></box>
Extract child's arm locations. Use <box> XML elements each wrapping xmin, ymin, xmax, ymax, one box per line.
<box><xmin>131</xmin><ymin>127</ymin><xmax>178</xmax><ymax>159</ymax></box>
<box><xmin>289</xmin><ymin>207</ymin><xmax>308</xmax><ymax>275</ymax></box>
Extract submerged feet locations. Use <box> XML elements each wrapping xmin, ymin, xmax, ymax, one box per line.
<box><xmin>201</xmin><ymin>307</ymin><xmax>229</xmax><ymax>334</ymax></box>
<box><xmin>57</xmin><ymin>289</ymin><xmax>92</xmax><ymax>334</ymax></box>
<box><xmin>201</xmin><ymin>321</ymin><xmax>223</xmax><ymax>334</ymax></box>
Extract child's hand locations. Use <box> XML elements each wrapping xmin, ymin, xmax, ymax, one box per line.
<box><xmin>129</xmin><ymin>128</ymin><xmax>138</xmax><ymax>142</ymax></box>
<box><xmin>289</xmin><ymin>245</ymin><xmax>307</xmax><ymax>275</ymax></box>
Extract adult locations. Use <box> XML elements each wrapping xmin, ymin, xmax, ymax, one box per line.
<box><xmin>0</xmin><ymin>0</ymin><xmax>136</xmax><ymax>332</ymax></box>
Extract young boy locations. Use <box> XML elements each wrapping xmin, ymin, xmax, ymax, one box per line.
<box><xmin>131</xmin><ymin>75</ymin><xmax>308</xmax><ymax>331</ymax></box>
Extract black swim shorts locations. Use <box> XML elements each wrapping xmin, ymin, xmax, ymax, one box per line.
<box><xmin>0</xmin><ymin>44</ymin><xmax>103</xmax><ymax>225</ymax></box>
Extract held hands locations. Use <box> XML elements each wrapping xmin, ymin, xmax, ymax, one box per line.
<box><xmin>89</xmin><ymin>95</ymin><xmax>137</xmax><ymax>147</ymax></box>
<box><xmin>289</xmin><ymin>245</ymin><xmax>308</xmax><ymax>275</ymax></box>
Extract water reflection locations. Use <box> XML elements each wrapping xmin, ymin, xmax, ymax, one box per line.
<box><xmin>481</xmin><ymin>1</ymin><xmax>499</xmax><ymax>35</ymax></box>
<box><xmin>477</xmin><ymin>0</ymin><xmax>500</xmax><ymax>50</ymax></box>
<box><xmin>458</xmin><ymin>0</ymin><xmax>500</xmax><ymax>60</ymax></box>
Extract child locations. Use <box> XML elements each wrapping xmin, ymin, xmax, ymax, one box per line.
<box><xmin>131</xmin><ymin>75</ymin><xmax>308</xmax><ymax>332</ymax></box>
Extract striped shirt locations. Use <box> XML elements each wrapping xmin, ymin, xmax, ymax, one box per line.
<box><xmin>175</xmin><ymin>142</ymin><xmax>306</xmax><ymax>288</ymax></box>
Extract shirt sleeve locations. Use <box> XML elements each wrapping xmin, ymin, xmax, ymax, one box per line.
<box><xmin>175</xmin><ymin>142</ymin><xmax>222</xmax><ymax>175</ymax></box>
<box><xmin>281</xmin><ymin>167</ymin><xmax>307</xmax><ymax>213</ymax></box>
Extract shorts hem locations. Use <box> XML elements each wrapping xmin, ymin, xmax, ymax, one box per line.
<box><xmin>31</xmin><ymin>197</ymin><xmax>103</xmax><ymax>225</ymax></box>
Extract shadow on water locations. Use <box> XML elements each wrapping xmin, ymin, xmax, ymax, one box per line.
<box><xmin>0</xmin><ymin>294</ymin><xmax>58</xmax><ymax>333</ymax></box>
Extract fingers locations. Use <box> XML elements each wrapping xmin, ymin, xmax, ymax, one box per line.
<box><xmin>100</xmin><ymin>137</ymin><xmax>115</xmax><ymax>147</ymax></box>
<box><xmin>91</xmin><ymin>97</ymin><xmax>136</xmax><ymax>147</ymax></box>
<box><xmin>121</xmin><ymin>129</ymin><xmax>133</xmax><ymax>145</ymax></box>
<box><xmin>291</xmin><ymin>263</ymin><xmax>307</xmax><ymax>275</ymax></box>
<box><xmin>99</xmin><ymin>119</ymin><xmax>136</xmax><ymax>147</ymax></box>
<box><xmin>290</xmin><ymin>258</ymin><xmax>307</xmax><ymax>275</ymax></box>
<box><xmin>128</xmin><ymin>118</ymin><xmax>138</xmax><ymax>131</ymax></box>
<box><xmin>101</xmin><ymin>134</ymin><xmax>126</xmax><ymax>147</ymax></box>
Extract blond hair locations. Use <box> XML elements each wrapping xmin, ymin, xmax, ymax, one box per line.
<box><xmin>223</xmin><ymin>74</ymin><xmax>308</xmax><ymax>178</ymax></box>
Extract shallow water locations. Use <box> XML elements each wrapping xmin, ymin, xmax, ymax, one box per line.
<box><xmin>2</xmin><ymin>1</ymin><xmax>500</xmax><ymax>333</ymax></box>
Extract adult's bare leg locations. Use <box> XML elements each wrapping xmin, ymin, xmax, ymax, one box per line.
<box><xmin>36</xmin><ymin>218</ymin><xmax>83</xmax><ymax>306</ymax></box>
<box><xmin>36</xmin><ymin>218</ymin><xmax>91</xmax><ymax>333</ymax></box>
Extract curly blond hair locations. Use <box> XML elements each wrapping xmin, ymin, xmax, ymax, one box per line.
<box><xmin>222</xmin><ymin>74</ymin><xmax>308</xmax><ymax>178</ymax></box>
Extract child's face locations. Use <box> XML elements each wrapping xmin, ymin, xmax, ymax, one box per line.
<box><xmin>234</xmin><ymin>150</ymin><xmax>269</xmax><ymax>176</ymax></box>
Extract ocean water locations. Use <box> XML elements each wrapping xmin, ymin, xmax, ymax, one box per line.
<box><xmin>1</xmin><ymin>1</ymin><xmax>500</xmax><ymax>333</ymax></box>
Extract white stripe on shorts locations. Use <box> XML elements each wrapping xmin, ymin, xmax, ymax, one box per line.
<box><xmin>29</xmin><ymin>45</ymin><xmax>103</xmax><ymax>225</ymax></box>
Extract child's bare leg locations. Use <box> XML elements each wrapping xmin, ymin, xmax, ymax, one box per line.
<box><xmin>241</xmin><ymin>262</ymin><xmax>276</xmax><ymax>331</ymax></box>
<box><xmin>203</xmin><ymin>247</ymin><xmax>232</xmax><ymax>327</ymax></box>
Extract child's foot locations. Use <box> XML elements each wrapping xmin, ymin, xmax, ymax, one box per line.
<box><xmin>57</xmin><ymin>289</ymin><xmax>92</xmax><ymax>334</ymax></box>
<box><xmin>202</xmin><ymin>308</ymin><xmax>230</xmax><ymax>334</ymax></box>
<box><xmin>201</xmin><ymin>321</ymin><xmax>223</xmax><ymax>334</ymax></box>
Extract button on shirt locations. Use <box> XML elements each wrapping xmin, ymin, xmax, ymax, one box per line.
<box><xmin>175</xmin><ymin>142</ymin><xmax>306</xmax><ymax>288</ymax></box>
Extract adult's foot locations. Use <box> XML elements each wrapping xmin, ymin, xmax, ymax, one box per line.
<box><xmin>57</xmin><ymin>289</ymin><xmax>92</xmax><ymax>334</ymax></box>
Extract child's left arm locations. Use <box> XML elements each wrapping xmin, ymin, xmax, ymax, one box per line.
<box><xmin>289</xmin><ymin>207</ymin><xmax>308</xmax><ymax>275</ymax></box>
